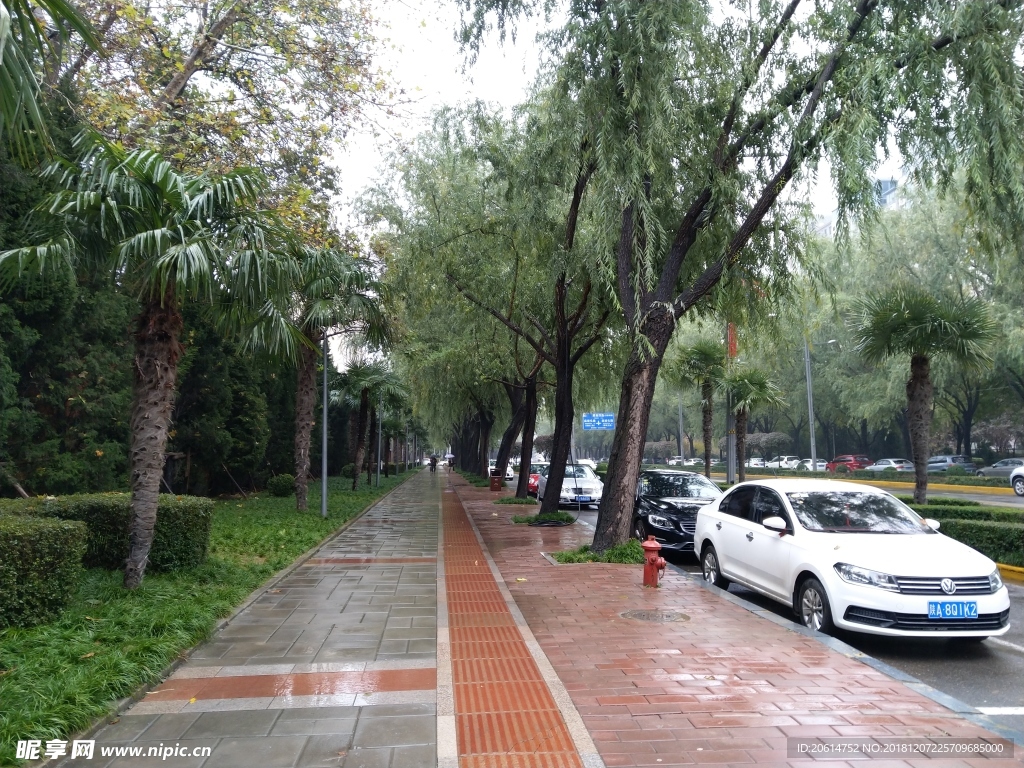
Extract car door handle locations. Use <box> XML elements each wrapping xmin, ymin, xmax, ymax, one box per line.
<box><xmin>746</xmin><ymin>532</ymin><xmax>754</xmax><ymax>541</ymax></box>
<box><xmin>716</xmin><ymin>522</ymin><xmax>722</xmax><ymax>530</ymax></box>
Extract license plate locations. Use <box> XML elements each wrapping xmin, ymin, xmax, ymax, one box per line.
<box><xmin>574</xmin><ymin>495</ymin><xmax>591</xmax><ymax>502</ymax></box>
<box><xmin>928</xmin><ymin>601</ymin><xmax>978</xmax><ymax>619</ymax></box>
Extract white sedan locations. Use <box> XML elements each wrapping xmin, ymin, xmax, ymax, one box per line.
<box><xmin>537</xmin><ymin>464</ymin><xmax>604</xmax><ymax>507</ymax></box>
<box><xmin>766</xmin><ymin>455</ymin><xmax>801</xmax><ymax>469</ymax></box>
<box><xmin>694</xmin><ymin>479</ymin><xmax>1010</xmax><ymax>638</ymax></box>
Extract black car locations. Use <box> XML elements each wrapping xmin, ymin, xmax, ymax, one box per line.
<box><xmin>632</xmin><ymin>470</ymin><xmax>723</xmax><ymax>553</ymax></box>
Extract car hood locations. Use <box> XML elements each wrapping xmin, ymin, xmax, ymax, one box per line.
<box><xmin>641</xmin><ymin>496</ymin><xmax>713</xmax><ymax>513</ymax></box>
<box><xmin>809</xmin><ymin>530</ymin><xmax>996</xmax><ymax>577</ymax></box>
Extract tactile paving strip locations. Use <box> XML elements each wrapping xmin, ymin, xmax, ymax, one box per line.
<box><xmin>443</xmin><ymin>492</ymin><xmax>582</xmax><ymax>768</ymax></box>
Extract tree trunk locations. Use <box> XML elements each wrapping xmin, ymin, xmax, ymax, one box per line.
<box><xmin>384</xmin><ymin>436</ymin><xmax>391</xmax><ymax>478</ymax></box>
<box><xmin>478</xmin><ymin>409</ymin><xmax>495</xmax><ymax>478</ymax></box>
<box><xmin>495</xmin><ymin>383</ymin><xmax>526</xmax><ymax>480</ymax></box>
<box><xmin>736</xmin><ymin>408</ymin><xmax>748</xmax><ymax>483</ymax></box>
<box><xmin>515</xmin><ymin>377</ymin><xmax>538</xmax><ymax>498</ymax></box>
<box><xmin>907</xmin><ymin>354</ymin><xmax>933</xmax><ymax>504</ymax></box>
<box><xmin>366</xmin><ymin>404</ymin><xmax>378</xmax><ymax>486</ymax></box>
<box><xmin>124</xmin><ymin>299</ymin><xmax>184</xmax><ymax>590</ymax></box>
<box><xmin>351</xmin><ymin>388</ymin><xmax>369</xmax><ymax>490</ymax></box>
<box><xmin>701</xmin><ymin>380</ymin><xmax>714</xmax><ymax>479</ymax></box>
<box><xmin>592</xmin><ymin>312</ymin><xmax>673</xmax><ymax>551</ymax></box>
<box><xmin>538</xmin><ymin>344</ymin><xmax>578</xmax><ymax>515</ymax></box>
<box><xmin>293</xmin><ymin>334</ymin><xmax>320</xmax><ymax>511</ymax></box>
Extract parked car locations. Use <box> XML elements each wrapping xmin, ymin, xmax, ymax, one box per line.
<box><xmin>683</xmin><ymin>458</ymin><xmax>704</xmax><ymax>467</ymax></box>
<box><xmin>537</xmin><ymin>464</ymin><xmax>604</xmax><ymax>507</ymax></box>
<box><xmin>694</xmin><ymin>479</ymin><xmax>1010</xmax><ymax>638</ymax></box>
<box><xmin>863</xmin><ymin>458</ymin><xmax>915</xmax><ymax>473</ymax></box>
<box><xmin>666</xmin><ymin>456</ymin><xmax>685</xmax><ymax>466</ymax></box>
<box><xmin>1010</xmin><ymin>465</ymin><xmax>1024</xmax><ymax>496</ymax></box>
<box><xmin>487</xmin><ymin>459</ymin><xmax>515</xmax><ymax>481</ymax></box>
<box><xmin>745</xmin><ymin>457</ymin><xmax>766</xmax><ymax>468</ymax></box>
<box><xmin>795</xmin><ymin>459</ymin><xmax>828</xmax><ymax>472</ymax></box>
<box><xmin>766</xmin><ymin>455</ymin><xmax>801</xmax><ymax>469</ymax></box>
<box><xmin>825</xmin><ymin>454</ymin><xmax>872</xmax><ymax>473</ymax></box>
<box><xmin>632</xmin><ymin>470</ymin><xmax>723</xmax><ymax>553</ymax></box>
<box><xmin>976</xmin><ymin>458</ymin><xmax>1024</xmax><ymax>478</ymax></box>
<box><xmin>527</xmin><ymin>462</ymin><xmax>549</xmax><ymax>496</ymax></box>
<box><xmin>927</xmin><ymin>455</ymin><xmax>971</xmax><ymax>473</ymax></box>
<box><xmin>575</xmin><ymin>458</ymin><xmax>598</xmax><ymax>470</ymax></box>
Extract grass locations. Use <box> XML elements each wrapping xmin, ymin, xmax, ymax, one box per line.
<box><xmin>0</xmin><ymin>474</ymin><xmax>409</xmax><ymax>765</ymax></box>
<box><xmin>511</xmin><ymin>511</ymin><xmax>576</xmax><ymax>525</ymax></box>
<box><xmin>495</xmin><ymin>496</ymin><xmax>538</xmax><ymax>505</ymax></box>
<box><xmin>552</xmin><ymin>539</ymin><xmax>645</xmax><ymax>564</ymax></box>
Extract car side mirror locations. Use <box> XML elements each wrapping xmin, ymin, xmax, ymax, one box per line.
<box><xmin>924</xmin><ymin>518</ymin><xmax>941</xmax><ymax>530</ymax></box>
<box><xmin>762</xmin><ymin>516</ymin><xmax>787</xmax><ymax>533</ymax></box>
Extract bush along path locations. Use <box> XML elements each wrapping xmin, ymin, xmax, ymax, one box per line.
<box><xmin>0</xmin><ymin>473</ymin><xmax>412</xmax><ymax>765</ymax></box>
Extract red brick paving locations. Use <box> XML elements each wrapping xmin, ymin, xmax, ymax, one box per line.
<box><xmin>450</xmin><ymin>477</ymin><xmax>1022</xmax><ymax>768</ymax></box>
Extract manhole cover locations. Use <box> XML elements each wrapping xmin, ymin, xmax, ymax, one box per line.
<box><xmin>619</xmin><ymin>609</ymin><xmax>689</xmax><ymax>622</ymax></box>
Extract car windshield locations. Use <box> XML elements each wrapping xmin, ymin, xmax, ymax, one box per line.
<box><xmin>785</xmin><ymin>491</ymin><xmax>933</xmax><ymax>534</ymax></box>
<box><xmin>531</xmin><ymin>464</ymin><xmax>548</xmax><ymax>475</ymax></box>
<box><xmin>563</xmin><ymin>466</ymin><xmax>598</xmax><ymax>480</ymax></box>
<box><xmin>641</xmin><ymin>474</ymin><xmax>721</xmax><ymax>499</ymax></box>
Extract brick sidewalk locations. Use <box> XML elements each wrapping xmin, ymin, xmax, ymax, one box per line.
<box><xmin>449</xmin><ymin>476</ymin><xmax>1024</xmax><ymax>768</ymax></box>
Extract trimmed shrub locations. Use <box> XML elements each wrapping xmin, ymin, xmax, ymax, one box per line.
<box><xmin>340</xmin><ymin>463</ymin><xmax>356</xmax><ymax>479</ymax></box>
<box><xmin>0</xmin><ymin>494</ymin><xmax>212</xmax><ymax>572</ymax></box>
<box><xmin>932</xmin><ymin>519</ymin><xmax>1024</xmax><ymax>567</ymax></box>
<box><xmin>896</xmin><ymin>496</ymin><xmax>981</xmax><ymax>506</ymax></box>
<box><xmin>0</xmin><ymin>516</ymin><xmax>88</xmax><ymax>628</ymax></box>
<box><xmin>495</xmin><ymin>496</ymin><xmax>538</xmax><ymax>505</ymax></box>
<box><xmin>266</xmin><ymin>474</ymin><xmax>295</xmax><ymax>497</ymax></box>
<box><xmin>916</xmin><ymin>506</ymin><xmax>1024</xmax><ymax>524</ymax></box>
<box><xmin>946</xmin><ymin>466</ymin><xmax>968</xmax><ymax>477</ymax></box>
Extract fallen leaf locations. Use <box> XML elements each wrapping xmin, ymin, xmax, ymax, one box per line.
<box><xmin>80</xmin><ymin>652</ymin><xmax>95</xmax><ymax>659</ymax></box>
<box><xmin>189</xmin><ymin>697</ymin><xmax>196</xmax><ymax>704</ymax></box>
<box><xmin>84</xmin><ymin>616</ymin><xmax>99</xmax><ymax>621</ymax></box>
<box><xmin>515</xmin><ymin>578</ymin><xmax>527</xmax><ymax>582</ymax></box>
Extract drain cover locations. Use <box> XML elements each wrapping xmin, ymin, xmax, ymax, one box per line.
<box><xmin>619</xmin><ymin>609</ymin><xmax>689</xmax><ymax>622</ymax></box>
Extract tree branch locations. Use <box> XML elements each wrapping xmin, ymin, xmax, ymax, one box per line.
<box><xmin>447</xmin><ymin>274</ymin><xmax>553</xmax><ymax>363</ymax></box>
<box><xmin>570</xmin><ymin>308</ymin><xmax>611</xmax><ymax>366</ymax></box>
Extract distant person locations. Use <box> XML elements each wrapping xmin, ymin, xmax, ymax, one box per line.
<box><xmin>429</xmin><ymin>456</ymin><xmax>437</xmax><ymax>473</ymax></box>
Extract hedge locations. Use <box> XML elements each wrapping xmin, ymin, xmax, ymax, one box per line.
<box><xmin>931</xmin><ymin>519</ymin><xmax>1024</xmax><ymax>567</ymax></box>
<box><xmin>896</xmin><ymin>496</ymin><xmax>981</xmax><ymax>507</ymax></box>
<box><xmin>0</xmin><ymin>516</ymin><xmax>88</xmax><ymax>628</ymax></box>
<box><xmin>266</xmin><ymin>474</ymin><xmax>295</xmax><ymax>497</ymax></box>
<box><xmin>0</xmin><ymin>494</ymin><xmax>212</xmax><ymax>572</ymax></box>
<box><xmin>749</xmin><ymin>468</ymin><xmax>1010</xmax><ymax>487</ymax></box>
<box><xmin>914</xmin><ymin>505</ymin><xmax>1024</xmax><ymax>524</ymax></box>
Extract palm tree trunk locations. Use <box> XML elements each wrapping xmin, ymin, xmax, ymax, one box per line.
<box><xmin>384</xmin><ymin>437</ymin><xmax>391</xmax><ymax>478</ymax></box>
<box><xmin>124</xmin><ymin>299</ymin><xmax>184</xmax><ymax>590</ymax></box>
<box><xmin>702</xmin><ymin>380</ymin><xmax>714</xmax><ymax>479</ymax></box>
<box><xmin>351</xmin><ymin>388</ymin><xmax>369</xmax><ymax>490</ymax></box>
<box><xmin>907</xmin><ymin>354</ymin><xmax>933</xmax><ymax>504</ymax></box>
<box><xmin>366</xmin><ymin>404</ymin><xmax>378</xmax><ymax>486</ymax></box>
<box><xmin>293</xmin><ymin>335</ymin><xmax>319</xmax><ymax>511</ymax></box>
<box><xmin>736</xmin><ymin>408</ymin><xmax>748</xmax><ymax>483</ymax></box>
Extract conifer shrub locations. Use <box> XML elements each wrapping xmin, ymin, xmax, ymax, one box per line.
<box><xmin>266</xmin><ymin>474</ymin><xmax>295</xmax><ymax>497</ymax></box>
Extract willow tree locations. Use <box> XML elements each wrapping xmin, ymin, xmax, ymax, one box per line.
<box><xmin>0</xmin><ymin>135</ymin><xmax>291</xmax><ymax>588</ymax></box>
<box><xmin>459</xmin><ymin>0</ymin><xmax>1024</xmax><ymax>551</ymax></box>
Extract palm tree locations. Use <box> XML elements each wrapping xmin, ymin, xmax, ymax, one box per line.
<box><xmin>672</xmin><ymin>340</ymin><xmax>726</xmax><ymax>478</ymax></box>
<box><xmin>0</xmin><ymin>134</ymin><xmax>291</xmax><ymax>588</ymax></box>
<box><xmin>285</xmin><ymin>247</ymin><xmax>388</xmax><ymax>510</ymax></box>
<box><xmin>852</xmin><ymin>286</ymin><xmax>997</xmax><ymax>503</ymax></box>
<box><xmin>723</xmin><ymin>368</ymin><xmax>785</xmax><ymax>482</ymax></box>
<box><xmin>340</xmin><ymin>360</ymin><xmax>406</xmax><ymax>490</ymax></box>
<box><xmin>1</xmin><ymin>0</ymin><xmax>100</xmax><ymax>154</ymax></box>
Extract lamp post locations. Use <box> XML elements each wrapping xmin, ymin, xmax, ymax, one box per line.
<box><xmin>321</xmin><ymin>333</ymin><xmax>328</xmax><ymax>519</ymax></box>
<box><xmin>804</xmin><ymin>338</ymin><xmax>817</xmax><ymax>469</ymax></box>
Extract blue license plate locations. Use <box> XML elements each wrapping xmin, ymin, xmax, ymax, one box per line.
<box><xmin>574</xmin><ymin>495</ymin><xmax>591</xmax><ymax>502</ymax></box>
<box><xmin>928</xmin><ymin>601</ymin><xmax>978</xmax><ymax>619</ymax></box>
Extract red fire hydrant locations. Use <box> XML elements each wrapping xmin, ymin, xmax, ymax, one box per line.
<box><xmin>642</xmin><ymin>535</ymin><xmax>666</xmax><ymax>588</ymax></box>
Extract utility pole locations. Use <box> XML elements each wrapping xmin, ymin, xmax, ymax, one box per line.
<box><xmin>804</xmin><ymin>338</ymin><xmax>817</xmax><ymax>468</ymax></box>
<box><xmin>677</xmin><ymin>393</ymin><xmax>685</xmax><ymax>460</ymax></box>
<box><xmin>321</xmin><ymin>333</ymin><xmax>328</xmax><ymax>519</ymax></box>
<box><xmin>726</xmin><ymin>322</ymin><xmax>737</xmax><ymax>484</ymax></box>
<box><xmin>375</xmin><ymin>395</ymin><xmax>382</xmax><ymax>488</ymax></box>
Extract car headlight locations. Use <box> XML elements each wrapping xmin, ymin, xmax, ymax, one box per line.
<box><xmin>648</xmin><ymin>514</ymin><xmax>672</xmax><ymax>529</ymax></box>
<box><xmin>989</xmin><ymin>569</ymin><xmax>1004</xmax><ymax>592</ymax></box>
<box><xmin>833</xmin><ymin>563</ymin><xmax>900</xmax><ymax>592</ymax></box>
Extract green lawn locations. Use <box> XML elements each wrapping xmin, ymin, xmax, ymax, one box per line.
<box><xmin>0</xmin><ymin>474</ymin><xmax>411</xmax><ymax>765</ymax></box>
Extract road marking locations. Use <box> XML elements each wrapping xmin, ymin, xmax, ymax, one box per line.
<box><xmin>977</xmin><ymin>707</ymin><xmax>1024</xmax><ymax>715</ymax></box>
<box><xmin>990</xmin><ymin>638</ymin><xmax>1024</xmax><ymax>654</ymax></box>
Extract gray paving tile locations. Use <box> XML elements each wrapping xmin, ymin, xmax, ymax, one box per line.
<box><xmin>208</xmin><ymin>735</ymin><xmax>308</xmax><ymax>768</ymax></box>
<box><xmin>391</xmin><ymin>744</ymin><xmax>435</xmax><ymax>768</ymax></box>
<box><xmin>92</xmin><ymin>714</ymin><xmax>158</xmax><ymax>741</ymax></box>
<box><xmin>295</xmin><ymin>733</ymin><xmax>354</xmax><ymax>766</ymax></box>
<box><xmin>132</xmin><ymin>713</ymin><xmax>201</xmax><ymax>741</ymax></box>
<box><xmin>182</xmin><ymin>709</ymin><xmax>281</xmax><ymax>739</ymax></box>
<box><xmin>352</xmin><ymin>715</ymin><xmax>434</xmax><ymax>748</ymax></box>
<box><xmin>271</xmin><ymin>717</ymin><xmax>357</xmax><ymax>736</ymax></box>
<box><xmin>338</xmin><ymin>747</ymin><xmax>391</xmax><ymax>768</ymax></box>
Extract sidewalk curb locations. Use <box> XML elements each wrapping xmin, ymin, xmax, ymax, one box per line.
<box><xmin>671</xmin><ymin>563</ymin><xmax>1024</xmax><ymax>746</ymax></box>
<box><xmin>999</xmin><ymin>563</ymin><xmax>1024</xmax><ymax>584</ymax></box>
<box><xmin>40</xmin><ymin>472</ymin><xmax>417</xmax><ymax>768</ymax></box>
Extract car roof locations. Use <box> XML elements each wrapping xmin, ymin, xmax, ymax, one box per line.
<box><xmin>641</xmin><ymin>469</ymin><xmax>710</xmax><ymax>476</ymax></box>
<box><xmin>727</xmin><ymin>478</ymin><xmax>891</xmax><ymax>494</ymax></box>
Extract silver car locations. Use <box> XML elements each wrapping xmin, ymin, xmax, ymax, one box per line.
<box><xmin>976</xmin><ymin>458</ymin><xmax>1024</xmax><ymax>478</ymax></box>
<box><xmin>863</xmin><ymin>459</ymin><xmax>915</xmax><ymax>473</ymax></box>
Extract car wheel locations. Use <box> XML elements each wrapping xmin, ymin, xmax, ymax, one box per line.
<box><xmin>634</xmin><ymin>517</ymin><xmax>648</xmax><ymax>541</ymax></box>
<box><xmin>701</xmin><ymin>545</ymin><xmax>730</xmax><ymax>589</ymax></box>
<box><xmin>976</xmin><ymin>471</ymin><xmax>985</xmax><ymax>477</ymax></box>
<box><xmin>1014</xmin><ymin>477</ymin><xmax>1024</xmax><ymax>497</ymax></box>
<box><xmin>796</xmin><ymin>577</ymin><xmax>834</xmax><ymax>633</ymax></box>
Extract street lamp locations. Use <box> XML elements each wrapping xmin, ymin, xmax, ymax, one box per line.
<box><xmin>803</xmin><ymin>338</ymin><xmax>817</xmax><ymax>469</ymax></box>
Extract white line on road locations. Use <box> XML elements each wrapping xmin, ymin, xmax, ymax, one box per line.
<box><xmin>990</xmin><ymin>637</ymin><xmax>1024</xmax><ymax>654</ymax></box>
<box><xmin>977</xmin><ymin>707</ymin><xmax>1024</xmax><ymax>715</ymax></box>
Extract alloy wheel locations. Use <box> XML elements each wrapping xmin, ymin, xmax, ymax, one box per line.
<box><xmin>801</xmin><ymin>587</ymin><xmax>824</xmax><ymax>630</ymax></box>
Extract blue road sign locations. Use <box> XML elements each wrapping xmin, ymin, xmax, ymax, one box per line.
<box><xmin>582</xmin><ymin>412</ymin><xmax>615</xmax><ymax>430</ymax></box>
